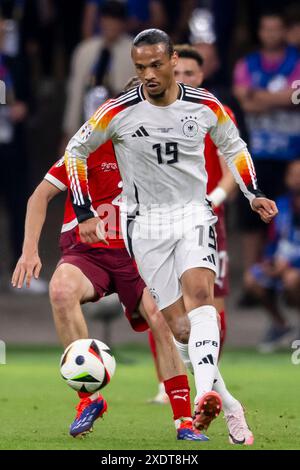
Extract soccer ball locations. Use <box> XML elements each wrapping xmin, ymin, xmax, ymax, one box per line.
<box><xmin>60</xmin><ymin>339</ymin><xmax>116</xmax><ymax>393</ymax></box>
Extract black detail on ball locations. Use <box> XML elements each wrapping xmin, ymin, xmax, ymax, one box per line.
<box><xmin>99</xmin><ymin>368</ymin><xmax>110</xmax><ymax>389</ymax></box>
<box><xmin>73</xmin><ymin>374</ymin><xmax>99</xmax><ymax>383</ymax></box>
<box><xmin>103</xmin><ymin>348</ymin><xmax>113</xmax><ymax>357</ymax></box>
<box><xmin>90</xmin><ymin>340</ymin><xmax>100</xmax><ymax>356</ymax></box>
<box><xmin>61</xmin><ymin>344</ymin><xmax>72</xmax><ymax>366</ymax></box>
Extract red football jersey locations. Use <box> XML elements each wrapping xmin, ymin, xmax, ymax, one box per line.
<box><xmin>205</xmin><ymin>105</ymin><xmax>237</xmax><ymax>194</ymax></box>
<box><xmin>45</xmin><ymin>141</ymin><xmax>124</xmax><ymax>249</ymax></box>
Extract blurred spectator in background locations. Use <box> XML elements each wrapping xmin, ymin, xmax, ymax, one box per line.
<box><xmin>190</xmin><ymin>39</ymin><xmax>248</xmax><ymax>143</ymax></box>
<box><xmin>0</xmin><ymin>1</ymin><xmax>85</xmax><ymax>92</ymax></box>
<box><xmin>285</xmin><ymin>3</ymin><xmax>300</xmax><ymax>51</ymax></box>
<box><xmin>22</xmin><ymin>1</ymin><xmax>85</xmax><ymax>93</ymax></box>
<box><xmin>233</xmin><ymin>10</ymin><xmax>300</xmax><ymax>306</ymax></box>
<box><xmin>82</xmin><ymin>0</ymin><xmax>153</xmax><ymax>38</ymax></box>
<box><xmin>193</xmin><ymin>41</ymin><xmax>220</xmax><ymax>86</ymax></box>
<box><xmin>82</xmin><ymin>0</ymin><xmax>196</xmax><ymax>41</ymax></box>
<box><xmin>82</xmin><ymin>0</ymin><xmax>108</xmax><ymax>39</ymax></box>
<box><xmin>149</xmin><ymin>0</ymin><xmax>196</xmax><ymax>43</ymax></box>
<box><xmin>61</xmin><ymin>0</ymin><xmax>135</xmax><ymax>146</ymax></box>
<box><xmin>0</xmin><ymin>14</ymin><xmax>36</xmax><ymax>290</ymax></box>
<box><xmin>21</xmin><ymin>0</ymin><xmax>57</xmax><ymax>94</ymax></box>
<box><xmin>188</xmin><ymin>5</ymin><xmax>248</xmax><ymax>142</ymax></box>
<box><xmin>189</xmin><ymin>1</ymin><xmax>237</xmax><ymax>85</ymax></box>
<box><xmin>0</xmin><ymin>0</ymin><xmax>23</xmax><ymax>58</ymax></box>
<box><xmin>211</xmin><ymin>0</ymin><xmax>237</xmax><ymax>85</ymax></box>
<box><xmin>54</xmin><ymin>1</ymin><xmax>85</xmax><ymax>76</ymax></box>
<box><xmin>241</xmin><ymin>1</ymin><xmax>296</xmax><ymax>50</ymax></box>
<box><xmin>126</xmin><ymin>0</ymin><xmax>152</xmax><ymax>35</ymax></box>
<box><xmin>245</xmin><ymin>160</ymin><xmax>300</xmax><ymax>352</ymax></box>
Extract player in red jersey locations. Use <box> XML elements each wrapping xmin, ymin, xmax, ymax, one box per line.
<box><xmin>12</xmin><ymin>138</ymin><xmax>209</xmax><ymax>441</ymax></box>
<box><xmin>146</xmin><ymin>44</ymin><xmax>254</xmax><ymax>445</ymax></box>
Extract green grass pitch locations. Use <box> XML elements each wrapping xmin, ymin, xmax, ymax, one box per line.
<box><xmin>0</xmin><ymin>344</ymin><xmax>299</xmax><ymax>450</ymax></box>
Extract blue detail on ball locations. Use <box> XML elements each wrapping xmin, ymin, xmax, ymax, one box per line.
<box><xmin>75</xmin><ymin>355</ymin><xmax>85</xmax><ymax>365</ymax></box>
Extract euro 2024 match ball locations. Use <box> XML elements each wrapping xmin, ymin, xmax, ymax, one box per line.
<box><xmin>60</xmin><ymin>339</ymin><xmax>116</xmax><ymax>393</ymax></box>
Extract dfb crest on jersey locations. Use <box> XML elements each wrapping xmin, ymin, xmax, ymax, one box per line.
<box><xmin>149</xmin><ymin>287</ymin><xmax>160</xmax><ymax>304</ymax></box>
<box><xmin>181</xmin><ymin>116</ymin><xmax>199</xmax><ymax>138</ymax></box>
<box><xmin>79</xmin><ymin>123</ymin><xmax>93</xmax><ymax>143</ymax></box>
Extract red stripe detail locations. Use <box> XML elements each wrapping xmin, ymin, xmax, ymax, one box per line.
<box><xmin>89</xmin><ymin>347</ymin><xmax>103</xmax><ymax>364</ymax></box>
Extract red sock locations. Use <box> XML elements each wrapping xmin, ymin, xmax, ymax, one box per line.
<box><xmin>219</xmin><ymin>310</ymin><xmax>227</xmax><ymax>356</ymax></box>
<box><xmin>164</xmin><ymin>375</ymin><xmax>191</xmax><ymax>420</ymax></box>
<box><xmin>77</xmin><ymin>391</ymin><xmax>103</xmax><ymax>401</ymax></box>
<box><xmin>77</xmin><ymin>391</ymin><xmax>92</xmax><ymax>399</ymax></box>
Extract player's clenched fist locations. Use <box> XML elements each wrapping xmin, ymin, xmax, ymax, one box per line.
<box><xmin>251</xmin><ymin>197</ymin><xmax>278</xmax><ymax>223</ymax></box>
<box><xmin>79</xmin><ymin>217</ymin><xmax>108</xmax><ymax>245</ymax></box>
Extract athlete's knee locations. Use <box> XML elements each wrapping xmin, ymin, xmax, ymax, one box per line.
<box><xmin>181</xmin><ymin>269</ymin><xmax>215</xmax><ymax>309</ymax></box>
<box><xmin>49</xmin><ymin>271</ymin><xmax>80</xmax><ymax>310</ymax></box>
<box><xmin>185</xmin><ymin>283</ymin><xmax>213</xmax><ymax>309</ymax></box>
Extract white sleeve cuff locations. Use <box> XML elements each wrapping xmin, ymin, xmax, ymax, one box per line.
<box><xmin>207</xmin><ymin>187</ymin><xmax>227</xmax><ymax>207</ymax></box>
<box><xmin>44</xmin><ymin>174</ymin><xmax>67</xmax><ymax>191</ymax></box>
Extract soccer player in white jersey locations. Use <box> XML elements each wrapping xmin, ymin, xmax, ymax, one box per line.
<box><xmin>64</xmin><ymin>29</ymin><xmax>278</xmax><ymax>443</ymax></box>
<box><xmin>147</xmin><ymin>44</ymin><xmax>258</xmax><ymax>443</ymax></box>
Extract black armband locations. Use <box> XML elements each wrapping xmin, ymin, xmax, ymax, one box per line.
<box><xmin>252</xmin><ymin>188</ymin><xmax>267</xmax><ymax>199</ymax></box>
<box><xmin>75</xmin><ymin>206</ymin><xmax>95</xmax><ymax>223</ymax></box>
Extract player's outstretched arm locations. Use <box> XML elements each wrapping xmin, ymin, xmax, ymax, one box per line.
<box><xmin>11</xmin><ymin>180</ymin><xmax>60</xmax><ymax>289</ymax></box>
<box><xmin>64</xmin><ymin>97</ymin><xmax>116</xmax><ymax>239</ymax></box>
<box><xmin>208</xmin><ymin>97</ymin><xmax>278</xmax><ymax>223</ymax></box>
<box><xmin>217</xmin><ymin>145</ymin><xmax>278</xmax><ymax>223</ymax></box>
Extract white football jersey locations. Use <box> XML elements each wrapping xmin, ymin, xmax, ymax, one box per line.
<box><xmin>65</xmin><ymin>84</ymin><xmax>261</xmax><ymax>221</ymax></box>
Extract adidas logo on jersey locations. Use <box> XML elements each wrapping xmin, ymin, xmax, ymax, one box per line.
<box><xmin>198</xmin><ymin>354</ymin><xmax>215</xmax><ymax>365</ymax></box>
<box><xmin>132</xmin><ymin>126</ymin><xmax>149</xmax><ymax>137</ymax></box>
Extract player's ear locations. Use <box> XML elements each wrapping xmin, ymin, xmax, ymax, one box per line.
<box><xmin>171</xmin><ymin>51</ymin><xmax>178</xmax><ymax>68</ymax></box>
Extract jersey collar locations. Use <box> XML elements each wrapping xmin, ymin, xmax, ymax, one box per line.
<box><xmin>138</xmin><ymin>83</ymin><xmax>184</xmax><ymax>102</ymax></box>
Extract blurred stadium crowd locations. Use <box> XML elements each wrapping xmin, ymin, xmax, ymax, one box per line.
<box><xmin>1</xmin><ymin>0</ymin><xmax>300</xmax><ymax>351</ymax></box>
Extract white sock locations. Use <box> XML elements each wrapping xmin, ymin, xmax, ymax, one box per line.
<box><xmin>213</xmin><ymin>368</ymin><xmax>241</xmax><ymax>414</ymax></box>
<box><xmin>188</xmin><ymin>305</ymin><xmax>220</xmax><ymax>404</ymax></box>
<box><xmin>174</xmin><ymin>337</ymin><xmax>241</xmax><ymax>413</ymax></box>
<box><xmin>173</xmin><ymin>338</ymin><xmax>193</xmax><ymax>373</ymax></box>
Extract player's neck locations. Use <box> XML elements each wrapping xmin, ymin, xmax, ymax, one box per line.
<box><xmin>144</xmin><ymin>81</ymin><xmax>179</xmax><ymax>107</ymax></box>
